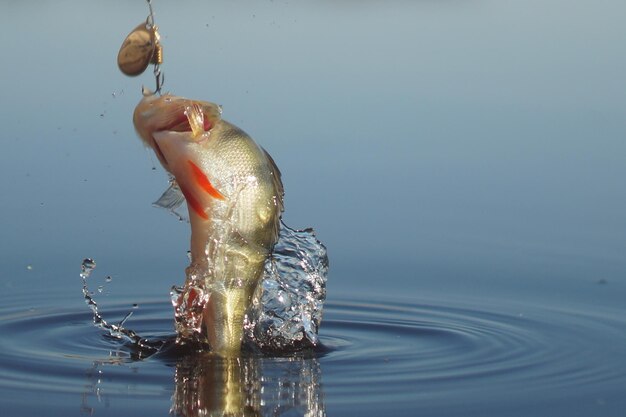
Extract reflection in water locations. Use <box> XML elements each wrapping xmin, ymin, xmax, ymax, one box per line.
<box><xmin>81</xmin><ymin>354</ymin><xmax>136</xmax><ymax>415</ymax></box>
<box><xmin>80</xmin><ymin>345</ymin><xmax>325</xmax><ymax>417</ymax></box>
<box><xmin>171</xmin><ymin>353</ymin><xmax>325</xmax><ymax>417</ymax></box>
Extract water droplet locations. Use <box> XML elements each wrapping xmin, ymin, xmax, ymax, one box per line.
<box><xmin>132</xmin><ymin>303</ymin><xmax>139</xmax><ymax>309</ymax></box>
<box><xmin>170</xmin><ymin>285</ymin><xmax>183</xmax><ymax>307</ymax></box>
<box><xmin>105</xmin><ymin>276</ymin><xmax>112</xmax><ymax>283</ymax></box>
<box><xmin>26</xmin><ymin>265</ymin><xmax>33</xmax><ymax>271</ymax></box>
<box><xmin>81</xmin><ymin>258</ymin><xmax>96</xmax><ymax>276</ymax></box>
<box><xmin>97</xmin><ymin>286</ymin><xmax>104</xmax><ymax>293</ymax></box>
<box><xmin>186</xmin><ymin>251</ymin><xmax>192</xmax><ymax>261</ymax></box>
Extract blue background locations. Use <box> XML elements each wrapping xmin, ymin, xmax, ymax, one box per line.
<box><xmin>1</xmin><ymin>0</ymin><xmax>625</xmax><ymax>302</ymax></box>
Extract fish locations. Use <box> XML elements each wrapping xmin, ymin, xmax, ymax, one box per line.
<box><xmin>133</xmin><ymin>89</ymin><xmax>284</xmax><ymax>356</ymax></box>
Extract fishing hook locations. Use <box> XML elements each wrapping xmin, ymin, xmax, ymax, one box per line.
<box><xmin>146</xmin><ymin>0</ymin><xmax>164</xmax><ymax>94</ymax></box>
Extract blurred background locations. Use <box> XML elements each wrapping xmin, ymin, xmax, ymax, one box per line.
<box><xmin>1</xmin><ymin>0</ymin><xmax>625</xmax><ymax>303</ymax></box>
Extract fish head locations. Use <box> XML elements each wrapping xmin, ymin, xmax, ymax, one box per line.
<box><xmin>133</xmin><ymin>89</ymin><xmax>222</xmax><ymax>171</ymax></box>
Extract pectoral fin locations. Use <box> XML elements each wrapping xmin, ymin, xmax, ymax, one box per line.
<box><xmin>152</xmin><ymin>178</ymin><xmax>188</xmax><ymax>222</ymax></box>
<box><xmin>188</xmin><ymin>160</ymin><xmax>225</xmax><ymax>200</ymax></box>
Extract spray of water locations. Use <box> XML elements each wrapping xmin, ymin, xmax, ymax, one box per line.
<box><xmin>80</xmin><ymin>258</ymin><xmax>163</xmax><ymax>356</ymax></box>
<box><xmin>81</xmin><ymin>224</ymin><xmax>328</xmax><ymax>354</ymax></box>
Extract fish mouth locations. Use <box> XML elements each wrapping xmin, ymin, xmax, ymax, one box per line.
<box><xmin>151</xmin><ymin>103</ymin><xmax>215</xmax><ymax>168</ymax></box>
<box><xmin>162</xmin><ymin>104</ymin><xmax>214</xmax><ymax>133</ymax></box>
<box><xmin>134</xmin><ymin>94</ymin><xmax>222</xmax><ymax>173</ymax></box>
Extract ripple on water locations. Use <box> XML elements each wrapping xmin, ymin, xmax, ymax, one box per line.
<box><xmin>1</xmin><ymin>293</ymin><xmax>626</xmax><ymax>416</ymax></box>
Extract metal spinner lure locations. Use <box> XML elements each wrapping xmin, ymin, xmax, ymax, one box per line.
<box><xmin>117</xmin><ymin>0</ymin><xmax>164</xmax><ymax>93</ymax></box>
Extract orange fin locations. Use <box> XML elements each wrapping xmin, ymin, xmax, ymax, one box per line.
<box><xmin>179</xmin><ymin>184</ymin><xmax>208</xmax><ymax>220</ymax></box>
<box><xmin>187</xmin><ymin>160</ymin><xmax>225</xmax><ymax>200</ymax></box>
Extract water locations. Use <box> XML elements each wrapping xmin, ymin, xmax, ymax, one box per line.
<box><xmin>2</xmin><ymin>283</ymin><xmax>626</xmax><ymax>416</ymax></box>
<box><xmin>1</xmin><ymin>1</ymin><xmax>626</xmax><ymax>416</ymax></box>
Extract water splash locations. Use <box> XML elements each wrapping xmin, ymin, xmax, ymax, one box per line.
<box><xmin>171</xmin><ymin>223</ymin><xmax>328</xmax><ymax>352</ymax></box>
<box><xmin>80</xmin><ymin>258</ymin><xmax>163</xmax><ymax>356</ymax></box>
<box><xmin>245</xmin><ymin>225</ymin><xmax>329</xmax><ymax>351</ymax></box>
<box><xmin>170</xmin><ymin>273</ymin><xmax>209</xmax><ymax>343</ymax></box>
<box><xmin>83</xmin><ymin>223</ymin><xmax>328</xmax><ymax>354</ymax></box>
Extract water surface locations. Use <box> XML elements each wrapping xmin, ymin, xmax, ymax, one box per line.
<box><xmin>1</xmin><ymin>279</ymin><xmax>626</xmax><ymax>416</ymax></box>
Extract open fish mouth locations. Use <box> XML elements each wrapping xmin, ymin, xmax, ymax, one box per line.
<box><xmin>133</xmin><ymin>92</ymin><xmax>223</xmax><ymax>169</ymax></box>
<box><xmin>160</xmin><ymin>103</ymin><xmax>215</xmax><ymax>134</ymax></box>
<box><xmin>147</xmin><ymin>100</ymin><xmax>219</xmax><ymax>169</ymax></box>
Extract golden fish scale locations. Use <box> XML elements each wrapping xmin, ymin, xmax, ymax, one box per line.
<box><xmin>201</xmin><ymin>120</ymin><xmax>283</xmax><ymax>262</ymax></box>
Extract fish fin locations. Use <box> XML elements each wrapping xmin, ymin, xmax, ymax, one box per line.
<box><xmin>179</xmin><ymin>184</ymin><xmax>209</xmax><ymax>220</ymax></box>
<box><xmin>152</xmin><ymin>177</ymin><xmax>189</xmax><ymax>222</ymax></box>
<box><xmin>263</xmin><ymin>148</ymin><xmax>284</xmax><ymax>211</ymax></box>
<box><xmin>262</xmin><ymin>148</ymin><xmax>285</xmax><ymax>245</ymax></box>
<box><xmin>187</xmin><ymin>160</ymin><xmax>225</xmax><ymax>200</ymax></box>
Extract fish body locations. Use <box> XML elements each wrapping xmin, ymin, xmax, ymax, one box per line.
<box><xmin>133</xmin><ymin>91</ymin><xmax>283</xmax><ymax>356</ymax></box>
